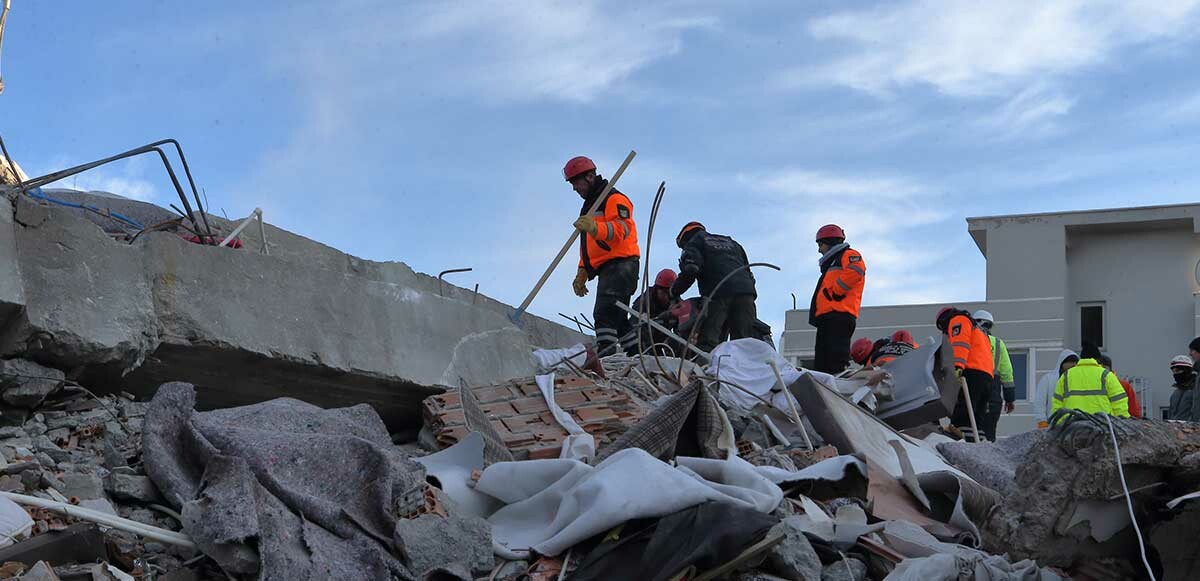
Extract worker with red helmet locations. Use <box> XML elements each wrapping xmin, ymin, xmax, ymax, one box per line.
<box><xmin>564</xmin><ymin>156</ymin><xmax>640</xmax><ymax>355</ymax></box>
<box><xmin>935</xmin><ymin>307</ymin><xmax>995</xmax><ymax>440</ymax></box>
<box><xmin>671</xmin><ymin>222</ymin><xmax>758</xmax><ymax>353</ymax></box>
<box><xmin>620</xmin><ymin>268</ymin><xmax>678</xmax><ymax>354</ymax></box>
<box><xmin>809</xmin><ymin>224</ymin><xmax>867</xmax><ymax>373</ymax></box>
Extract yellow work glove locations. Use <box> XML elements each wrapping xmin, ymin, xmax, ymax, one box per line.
<box><xmin>573</xmin><ymin>216</ymin><xmax>598</xmax><ymax>236</ymax></box>
<box><xmin>573</xmin><ymin>268</ymin><xmax>589</xmax><ymax>297</ymax></box>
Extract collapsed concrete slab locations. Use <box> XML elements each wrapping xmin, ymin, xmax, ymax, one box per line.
<box><xmin>0</xmin><ymin>191</ymin><xmax>585</xmax><ymax>427</ymax></box>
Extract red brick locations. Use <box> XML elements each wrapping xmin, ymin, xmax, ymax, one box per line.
<box><xmin>512</xmin><ymin>397</ymin><xmax>548</xmax><ymax>414</ymax></box>
<box><xmin>435</xmin><ymin>392</ymin><xmax>461</xmax><ymax>407</ymax></box>
<box><xmin>502</xmin><ymin>416</ymin><xmax>530</xmax><ymax>433</ymax></box>
<box><xmin>582</xmin><ymin>389</ymin><xmax>617</xmax><ymax>402</ymax></box>
<box><xmin>554</xmin><ymin>391</ymin><xmax>588</xmax><ymax>407</ymax></box>
<box><xmin>575</xmin><ymin>407</ymin><xmax>619</xmax><ymax>422</ymax></box>
<box><xmin>475</xmin><ymin>386</ymin><xmax>517</xmax><ymax>403</ymax></box>
<box><xmin>481</xmin><ymin>402</ymin><xmax>516</xmax><ymax>416</ymax></box>
<box><xmin>515</xmin><ymin>382</ymin><xmax>542</xmax><ymax>397</ymax></box>
<box><xmin>440</xmin><ymin>410</ymin><xmax>465</xmax><ymax>425</ymax></box>
<box><xmin>528</xmin><ymin>446</ymin><xmax>561</xmax><ymax>460</ymax></box>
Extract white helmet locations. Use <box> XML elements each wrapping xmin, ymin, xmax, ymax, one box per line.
<box><xmin>1170</xmin><ymin>355</ymin><xmax>1193</xmax><ymax>369</ymax></box>
<box><xmin>972</xmin><ymin>310</ymin><xmax>994</xmax><ymax>325</ymax></box>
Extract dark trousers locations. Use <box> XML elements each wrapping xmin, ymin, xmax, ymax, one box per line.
<box><xmin>812</xmin><ymin>312</ymin><xmax>856</xmax><ymax>374</ymax></box>
<box><xmin>695</xmin><ymin>294</ymin><xmax>757</xmax><ymax>353</ymax></box>
<box><xmin>952</xmin><ymin>369</ymin><xmax>992</xmax><ymax>439</ymax></box>
<box><xmin>981</xmin><ymin>381</ymin><xmax>1005</xmax><ymax>441</ymax></box>
<box><xmin>593</xmin><ymin>257</ymin><xmax>639</xmax><ymax>355</ymax></box>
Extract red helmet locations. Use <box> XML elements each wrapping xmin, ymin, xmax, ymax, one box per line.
<box><xmin>654</xmin><ymin>269</ymin><xmax>678</xmax><ymax>289</ymax></box>
<box><xmin>891</xmin><ymin>330</ymin><xmax>915</xmax><ymax>345</ymax></box>
<box><xmin>676</xmin><ymin>221</ymin><xmax>705</xmax><ymax>247</ymax></box>
<box><xmin>850</xmin><ymin>338</ymin><xmax>874</xmax><ymax>365</ymax></box>
<box><xmin>815</xmin><ymin>224</ymin><xmax>846</xmax><ymax>242</ymax></box>
<box><xmin>563</xmin><ymin>156</ymin><xmax>596</xmax><ymax>181</ymax></box>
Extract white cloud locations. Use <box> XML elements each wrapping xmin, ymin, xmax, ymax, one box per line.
<box><xmin>286</xmin><ymin>1</ymin><xmax>716</xmax><ymax>105</ymax></box>
<box><xmin>976</xmin><ymin>83</ymin><xmax>1077</xmax><ymax>139</ymax></box>
<box><xmin>740</xmin><ymin>168</ymin><xmax>926</xmax><ymax>198</ymax></box>
<box><xmin>795</xmin><ymin>0</ymin><xmax>1200</xmax><ymax>97</ymax></box>
<box><xmin>36</xmin><ymin>156</ymin><xmax>158</xmax><ymax>202</ymax></box>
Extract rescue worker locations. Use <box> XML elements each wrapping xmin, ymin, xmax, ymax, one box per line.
<box><xmin>935</xmin><ymin>307</ymin><xmax>994</xmax><ymax>440</ymax></box>
<box><xmin>891</xmin><ymin>330</ymin><xmax>919</xmax><ymax>349</ymax></box>
<box><xmin>1034</xmin><ymin>350</ymin><xmax>1077</xmax><ymax>428</ymax></box>
<box><xmin>809</xmin><ymin>225</ymin><xmax>866</xmax><ymax>374</ymax></box>
<box><xmin>973</xmin><ymin>310</ymin><xmax>1015</xmax><ymax>441</ymax></box>
<box><xmin>670</xmin><ymin>222</ymin><xmax>757</xmax><ymax>354</ymax></box>
<box><xmin>1051</xmin><ymin>342</ymin><xmax>1130</xmax><ymax>420</ymax></box>
<box><xmin>850</xmin><ymin>338</ymin><xmax>875</xmax><ymax>366</ymax></box>
<box><xmin>872</xmin><ymin>331</ymin><xmax>918</xmax><ymax>366</ymax></box>
<box><xmin>1168</xmin><ymin>355</ymin><xmax>1196</xmax><ymax>421</ymax></box>
<box><xmin>622</xmin><ymin>268</ymin><xmax>677</xmax><ymax>354</ymax></box>
<box><xmin>1190</xmin><ymin>336</ymin><xmax>1200</xmax><ymax>421</ymax></box>
<box><xmin>1097</xmin><ymin>355</ymin><xmax>1140</xmax><ymax>418</ymax></box>
<box><xmin>564</xmin><ymin>156</ymin><xmax>639</xmax><ymax>355</ymax></box>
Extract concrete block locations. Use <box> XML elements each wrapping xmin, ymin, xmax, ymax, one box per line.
<box><xmin>0</xmin><ymin>359</ymin><xmax>64</xmax><ymax>408</ymax></box>
<box><xmin>61</xmin><ymin>472</ymin><xmax>104</xmax><ymax>500</ymax></box>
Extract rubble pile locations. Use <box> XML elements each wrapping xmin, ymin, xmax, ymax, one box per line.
<box><xmin>0</xmin><ymin>358</ymin><xmax>206</xmax><ymax>579</ymax></box>
<box><xmin>1</xmin><ymin>190</ymin><xmax>1198</xmax><ymax>579</ymax></box>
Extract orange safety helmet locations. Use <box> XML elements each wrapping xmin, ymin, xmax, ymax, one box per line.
<box><xmin>654</xmin><ymin>269</ymin><xmax>678</xmax><ymax>288</ymax></box>
<box><xmin>676</xmin><ymin>221</ymin><xmax>705</xmax><ymax>248</ymax></box>
<box><xmin>815</xmin><ymin>224</ymin><xmax>846</xmax><ymax>242</ymax></box>
<box><xmin>563</xmin><ymin>156</ymin><xmax>597</xmax><ymax>181</ymax></box>
<box><xmin>850</xmin><ymin>338</ymin><xmax>874</xmax><ymax>365</ymax></box>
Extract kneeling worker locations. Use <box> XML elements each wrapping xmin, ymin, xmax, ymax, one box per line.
<box><xmin>564</xmin><ymin>156</ymin><xmax>640</xmax><ymax>356</ymax></box>
<box><xmin>670</xmin><ymin>222</ymin><xmax>758</xmax><ymax>353</ymax></box>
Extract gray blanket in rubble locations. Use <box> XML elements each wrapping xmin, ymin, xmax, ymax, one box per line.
<box><xmin>142</xmin><ymin>382</ymin><xmax>428</xmax><ymax>580</ymax></box>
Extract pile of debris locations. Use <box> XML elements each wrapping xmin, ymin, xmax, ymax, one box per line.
<box><xmin>0</xmin><ymin>358</ymin><xmax>203</xmax><ymax>579</ymax></box>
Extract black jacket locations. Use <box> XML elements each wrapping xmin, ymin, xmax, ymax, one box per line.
<box><xmin>671</xmin><ymin>230</ymin><xmax>756</xmax><ymax>299</ymax></box>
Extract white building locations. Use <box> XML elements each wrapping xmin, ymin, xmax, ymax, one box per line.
<box><xmin>781</xmin><ymin>203</ymin><xmax>1200</xmax><ymax>435</ymax></box>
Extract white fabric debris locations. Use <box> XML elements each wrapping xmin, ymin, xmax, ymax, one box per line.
<box><xmin>476</xmin><ymin>448</ymin><xmax>783</xmax><ymax>558</ymax></box>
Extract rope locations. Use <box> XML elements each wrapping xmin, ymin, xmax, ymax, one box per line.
<box><xmin>1105</xmin><ymin>414</ymin><xmax>1156</xmax><ymax>581</ymax></box>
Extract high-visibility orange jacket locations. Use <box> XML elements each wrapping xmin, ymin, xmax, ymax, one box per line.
<box><xmin>578</xmin><ymin>188</ymin><xmax>639</xmax><ymax>275</ymax></box>
<box><xmin>810</xmin><ymin>245</ymin><xmax>866</xmax><ymax>322</ymax></box>
<box><xmin>946</xmin><ymin>313</ymin><xmax>994</xmax><ymax>376</ymax></box>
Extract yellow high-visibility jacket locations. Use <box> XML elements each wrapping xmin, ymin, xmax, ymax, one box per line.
<box><xmin>1051</xmin><ymin>358</ymin><xmax>1131</xmax><ymax>418</ymax></box>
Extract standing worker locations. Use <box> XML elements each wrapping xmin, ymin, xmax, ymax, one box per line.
<box><xmin>670</xmin><ymin>222</ymin><xmax>758</xmax><ymax>353</ymax></box>
<box><xmin>1051</xmin><ymin>342</ymin><xmax>1130</xmax><ymax>420</ymax></box>
<box><xmin>1168</xmin><ymin>355</ymin><xmax>1196</xmax><ymax>421</ymax></box>
<box><xmin>935</xmin><ymin>307</ymin><xmax>994</xmax><ymax>440</ymax></box>
<box><xmin>973</xmin><ymin>310</ymin><xmax>1015</xmax><ymax>441</ymax></box>
<box><xmin>809</xmin><ymin>225</ymin><xmax>866</xmax><ymax>373</ymax></box>
<box><xmin>564</xmin><ymin>156</ymin><xmax>640</xmax><ymax>356</ymax></box>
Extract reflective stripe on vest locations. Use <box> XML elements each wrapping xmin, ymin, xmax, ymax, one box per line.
<box><xmin>1060</xmin><ymin>369</ymin><xmax>1113</xmax><ymax>399</ymax></box>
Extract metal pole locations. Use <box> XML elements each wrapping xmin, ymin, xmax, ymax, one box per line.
<box><xmin>768</xmin><ymin>359</ymin><xmax>814</xmax><ymax>450</ymax></box>
<box><xmin>959</xmin><ymin>377</ymin><xmax>983</xmax><ymax>443</ymax></box>
<box><xmin>437</xmin><ymin>268</ymin><xmax>473</xmax><ymax>297</ymax></box>
<box><xmin>510</xmin><ymin>150</ymin><xmax>636</xmax><ymax>324</ymax></box>
<box><xmin>616</xmin><ymin>301</ymin><xmax>710</xmax><ymax>362</ymax></box>
<box><xmin>219</xmin><ymin>208</ymin><xmax>262</xmax><ymax>247</ymax></box>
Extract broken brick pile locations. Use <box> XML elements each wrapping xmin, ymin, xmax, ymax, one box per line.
<box><xmin>422</xmin><ymin>375</ymin><xmax>649</xmax><ymax>460</ymax></box>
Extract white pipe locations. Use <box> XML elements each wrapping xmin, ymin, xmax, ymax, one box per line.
<box><xmin>219</xmin><ymin>207</ymin><xmax>262</xmax><ymax>248</ymax></box>
<box><xmin>0</xmin><ymin>492</ymin><xmax>196</xmax><ymax>549</ymax></box>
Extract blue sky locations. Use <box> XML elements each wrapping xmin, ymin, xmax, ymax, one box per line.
<box><xmin>4</xmin><ymin>1</ymin><xmax>1200</xmax><ymax>340</ymax></box>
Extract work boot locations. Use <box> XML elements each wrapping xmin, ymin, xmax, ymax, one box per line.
<box><xmin>582</xmin><ymin>344</ymin><xmax>607</xmax><ymax>378</ymax></box>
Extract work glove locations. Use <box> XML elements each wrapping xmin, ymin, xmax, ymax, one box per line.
<box><xmin>572</xmin><ymin>268</ymin><xmax>589</xmax><ymax>297</ymax></box>
<box><xmin>573</xmin><ymin>216</ymin><xmax>598</xmax><ymax>236</ymax></box>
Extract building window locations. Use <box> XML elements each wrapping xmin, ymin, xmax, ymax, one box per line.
<box><xmin>1009</xmin><ymin>351</ymin><xmax>1029</xmax><ymax>400</ymax></box>
<box><xmin>1079</xmin><ymin>303</ymin><xmax>1105</xmax><ymax>348</ymax></box>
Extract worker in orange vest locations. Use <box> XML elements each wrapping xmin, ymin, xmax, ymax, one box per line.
<box><xmin>1097</xmin><ymin>354</ymin><xmax>1141</xmax><ymax>418</ymax></box>
<box><xmin>564</xmin><ymin>156</ymin><xmax>640</xmax><ymax>355</ymax></box>
<box><xmin>809</xmin><ymin>225</ymin><xmax>866</xmax><ymax>373</ymax></box>
<box><xmin>935</xmin><ymin>307</ymin><xmax>994</xmax><ymax>440</ymax></box>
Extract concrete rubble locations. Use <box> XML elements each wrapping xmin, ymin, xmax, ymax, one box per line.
<box><xmin>0</xmin><ymin>187</ymin><xmax>1196</xmax><ymax>579</ymax></box>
